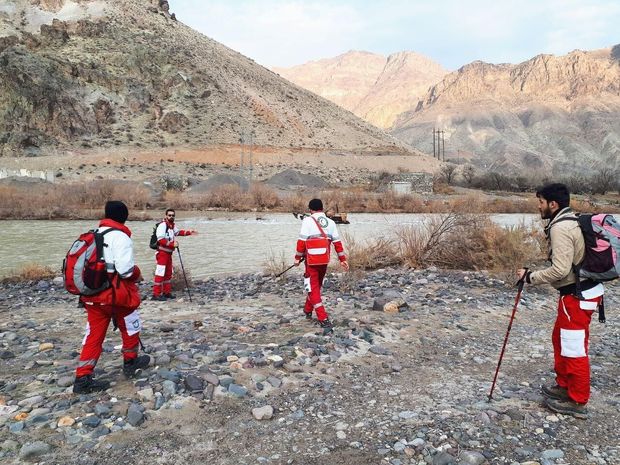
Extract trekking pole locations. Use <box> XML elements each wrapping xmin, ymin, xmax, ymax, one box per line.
<box><xmin>248</xmin><ymin>258</ymin><xmax>304</xmax><ymax>296</ymax></box>
<box><xmin>176</xmin><ymin>245</ymin><xmax>192</xmax><ymax>303</ymax></box>
<box><xmin>488</xmin><ymin>268</ymin><xmax>528</xmax><ymax>401</ymax></box>
<box><xmin>273</xmin><ymin>259</ymin><xmax>303</xmax><ymax>280</ymax></box>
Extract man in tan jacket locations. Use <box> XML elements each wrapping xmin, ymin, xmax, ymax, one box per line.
<box><xmin>518</xmin><ymin>183</ymin><xmax>604</xmax><ymax>419</ymax></box>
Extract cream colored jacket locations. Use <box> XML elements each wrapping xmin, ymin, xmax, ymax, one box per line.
<box><xmin>529</xmin><ymin>207</ymin><xmax>585</xmax><ymax>289</ymax></box>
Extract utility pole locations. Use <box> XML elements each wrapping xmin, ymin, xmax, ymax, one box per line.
<box><xmin>441</xmin><ymin>130</ymin><xmax>445</xmax><ymax>162</ymax></box>
<box><xmin>432</xmin><ymin>128</ymin><xmax>436</xmax><ymax>159</ymax></box>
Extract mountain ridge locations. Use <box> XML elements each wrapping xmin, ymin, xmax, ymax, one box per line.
<box><xmin>273</xmin><ymin>50</ymin><xmax>448</xmax><ymax>129</ymax></box>
<box><xmin>0</xmin><ymin>0</ymin><xmax>413</xmax><ymax>158</ymax></box>
<box><xmin>392</xmin><ymin>45</ymin><xmax>620</xmax><ymax>174</ymax></box>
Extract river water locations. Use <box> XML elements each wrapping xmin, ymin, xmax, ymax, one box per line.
<box><xmin>0</xmin><ymin>213</ymin><xmax>538</xmax><ymax>279</ymax></box>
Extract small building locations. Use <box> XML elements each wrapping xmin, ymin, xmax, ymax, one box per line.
<box><xmin>389</xmin><ymin>173</ymin><xmax>433</xmax><ymax>194</ymax></box>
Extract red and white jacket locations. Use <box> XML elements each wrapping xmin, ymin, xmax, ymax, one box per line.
<box><xmin>156</xmin><ymin>219</ymin><xmax>193</xmax><ymax>253</ymax></box>
<box><xmin>295</xmin><ymin>212</ymin><xmax>346</xmax><ymax>264</ymax></box>
<box><xmin>80</xmin><ymin>219</ymin><xmax>142</xmax><ymax>309</ymax></box>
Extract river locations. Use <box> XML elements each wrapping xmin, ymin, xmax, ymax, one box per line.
<box><xmin>0</xmin><ymin>213</ymin><xmax>538</xmax><ymax>279</ymax></box>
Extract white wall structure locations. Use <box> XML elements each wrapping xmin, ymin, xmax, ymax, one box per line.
<box><xmin>0</xmin><ymin>169</ymin><xmax>56</xmax><ymax>183</ymax></box>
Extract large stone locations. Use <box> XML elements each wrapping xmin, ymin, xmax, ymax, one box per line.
<box><xmin>252</xmin><ymin>405</ymin><xmax>274</xmax><ymax>420</ymax></box>
<box><xmin>459</xmin><ymin>451</ymin><xmax>487</xmax><ymax>465</ymax></box>
<box><xmin>184</xmin><ymin>375</ymin><xmax>204</xmax><ymax>392</ymax></box>
<box><xmin>126</xmin><ymin>404</ymin><xmax>144</xmax><ymax>427</ymax></box>
<box><xmin>19</xmin><ymin>441</ymin><xmax>52</xmax><ymax>460</ymax></box>
<box><xmin>57</xmin><ymin>416</ymin><xmax>75</xmax><ymax>427</ymax></box>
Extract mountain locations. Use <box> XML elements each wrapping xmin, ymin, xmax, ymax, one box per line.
<box><xmin>0</xmin><ymin>0</ymin><xmax>410</xmax><ymax>157</ymax></box>
<box><xmin>391</xmin><ymin>46</ymin><xmax>620</xmax><ymax>174</ymax></box>
<box><xmin>273</xmin><ymin>51</ymin><xmax>447</xmax><ymax>129</ymax></box>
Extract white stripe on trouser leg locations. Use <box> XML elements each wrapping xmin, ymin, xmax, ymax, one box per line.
<box><xmin>124</xmin><ymin>311</ymin><xmax>142</xmax><ymax>336</ymax></box>
<box><xmin>313</xmin><ymin>302</ymin><xmax>323</xmax><ymax>309</ymax></box>
<box><xmin>580</xmin><ymin>301</ymin><xmax>598</xmax><ymax>310</ymax></box>
<box><xmin>78</xmin><ymin>359</ymin><xmax>98</xmax><ymax>368</ymax></box>
<box><xmin>560</xmin><ymin>328</ymin><xmax>586</xmax><ymax>357</ymax></box>
<box><xmin>304</xmin><ymin>277</ymin><xmax>311</xmax><ymax>293</ymax></box>
<box><xmin>82</xmin><ymin>322</ymin><xmax>90</xmax><ymax>346</ymax></box>
<box><xmin>155</xmin><ymin>264</ymin><xmax>166</xmax><ymax>277</ymax></box>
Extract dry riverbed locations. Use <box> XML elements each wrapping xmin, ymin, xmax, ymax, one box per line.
<box><xmin>1</xmin><ymin>268</ymin><xmax>619</xmax><ymax>465</ymax></box>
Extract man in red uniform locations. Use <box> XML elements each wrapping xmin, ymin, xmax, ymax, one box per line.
<box><xmin>294</xmin><ymin>199</ymin><xmax>349</xmax><ymax>334</ymax></box>
<box><xmin>518</xmin><ymin>183</ymin><xmax>604</xmax><ymax>419</ymax></box>
<box><xmin>152</xmin><ymin>208</ymin><xmax>197</xmax><ymax>301</ymax></box>
<box><xmin>74</xmin><ymin>201</ymin><xmax>150</xmax><ymax>394</ymax></box>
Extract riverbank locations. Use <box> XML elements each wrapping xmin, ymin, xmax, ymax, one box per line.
<box><xmin>1</xmin><ymin>176</ymin><xmax>619</xmax><ymax>220</ymax></box>
<box><xmin>1</xmin><ymin>268</ymin><xmax>619</xmax><ymax>465</ymax></box>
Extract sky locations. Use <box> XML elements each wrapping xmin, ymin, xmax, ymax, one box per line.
<box><xmin>171</xmin><ymin>0</ymin><xmax>620</xmax><ymax>70</ymax></box>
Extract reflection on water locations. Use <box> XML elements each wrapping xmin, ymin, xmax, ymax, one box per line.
<box><xmin>0</xmin><ymin>213</ymin><xmax>538</xmax><ymax>278</ymax></box>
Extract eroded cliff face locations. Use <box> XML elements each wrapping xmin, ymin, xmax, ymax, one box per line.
<box><xmin>274</xmin><ymin>51</ymin><xmax>448</xmax><ymax>129</ymax></box>
<box><xmin>0</xmin><ymin>0</ymin><xmax>408</xmax><ymax>157</ymax></box>
<box><xmin>392</xmin><ymin>47</ymin><xmax>620</xmax><ymax>174</ymax></box>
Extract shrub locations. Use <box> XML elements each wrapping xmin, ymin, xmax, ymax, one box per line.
<box><xmin>263</xmin><ymin>250</ymin><xmax>292</xmax><ymax>276</ymax></box>
<box><xmin>1</xmin><ymin>263</ymin><xmax>57</xmax><ymax>283</ymax></box>
<box><xmin>395</xmin><ymin>213</ymin><xmax>541</xmax><ymax>275</ymax></box>
<box><xmin>340</xmin><ymin>231</ymin><xmax>399</xmax><ymax>270</ymax></box>
<box><xmin>249</xmin><ymin>184</ymin><xmax>280</xmax><ymax>210</ymax></box>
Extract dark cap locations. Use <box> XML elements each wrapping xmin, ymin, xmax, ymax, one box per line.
<box><xmin>308</xmin><ymin>199</ymin><xmax>323</xmax><ymax>211</ymax></box>
<box><xmin>104</xmin><ymin>200</ymin><xmax>129</xmax><ymax>224</ymax></box>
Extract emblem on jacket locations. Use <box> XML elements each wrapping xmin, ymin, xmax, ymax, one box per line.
<box><xmin>318</xmin><ymin>217</ymin><xmax>328</xmax><ymax>228</ymax></box>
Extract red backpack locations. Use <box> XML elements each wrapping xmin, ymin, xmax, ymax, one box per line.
<box><xmin>63</xmin><ymin>228</ymin><xmax>119</xmax><ymax>296</ymax></box>
<box><xmin>305</xmin><ymin>217</ymin><xmax>331</xmax><ymax>265</ymax></box>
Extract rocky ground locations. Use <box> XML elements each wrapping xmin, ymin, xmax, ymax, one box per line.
<box><xmin>0</xmin><ymin>268</ymin><xmax>619</xmax><ymax>465</ymax></box>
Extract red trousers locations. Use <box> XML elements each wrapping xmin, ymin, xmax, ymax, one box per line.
<box><xmin>552</xmin><ymin>294</ymin><xmax>602</xmax><ymax>404</ymax></box>
<box><xmin>76</xmin><ymin>305</ymin><xmax>141</xmax><ymax>377</ymax></box>
<box><xmin>304</xmin><ymin>264</ymin><xmax>328</xmax><ymax>321</ymax></box>
<box><xmin>153</xmin><ymin>251</ymin><xmax>173</xmax><ymax>296</ymax></box>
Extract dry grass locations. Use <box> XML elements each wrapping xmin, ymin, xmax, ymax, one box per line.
<box><xmin>0</xmin><ymin>181</ymin><xmax>152</xmax><ymax>219</ymax></box>
<box><xmin>171</xmin><ymin>263</ymin><xmax>193</xmax><ymax>292</ymax></box>
<box><xmin>331</xmin><ymin>214</ymin><xmax>542</xmax><ymax>279</ymax></box>
<box><xmin>396</xmin><ymin>214</ymin><xmax>541</xmax><ymax>274</ymax></box>
<box><xmin>263</xmin><ymin>249</ymin><xmax>293</xmax><ymax>276</ymax></box>
<box><xmin>1</xmin><ymin>263</ymin><xmax>57</xmax><ymax>283</ymax></box>
<box><xmin>2</xmin><ymin>179</ymin><xmax>616</xmax><ymax>219</ymax></box>
<box><xmin>341</xmin><ymin>231</ymin><xmax>400</xmax><ymax>271</ymax></box>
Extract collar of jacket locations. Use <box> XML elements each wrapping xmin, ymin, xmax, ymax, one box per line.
<box><xmin>99</xmin><ymin>218</ymin><xmax>132</xmax><ymax>237</ymax></box>
<box><xmin>544</xmin><ymin>207</ymin><xmax>574</xmax><ymax>234</ymax></box>
<box><xmin>311</xmin><ymin>212</ymin><xmax>326</xmax><ymax>218</ymax></box>
<box><xmin>164</xmin><ymin>218</ymin><xmax>175</xmax><ymax>228</ymax></box>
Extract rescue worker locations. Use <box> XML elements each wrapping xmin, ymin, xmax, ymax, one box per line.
<box><xmin>294</xmin><ymin>198</ymin><xmax>349</xmax><ymax>334</ymax></box>
<box><xmin>152</xmin><ymin>208</ymin><xmax>197</xmax><ymax>301</ymax></box>
<box><xmin>74</xmin><ymin>201</ymin><xmax>150</xmax><ymax>394</ymax></box>
<box><xmin>517</xmin><ymin>183</ymin><xmax>604</xmax><ymax>419</ymax></box>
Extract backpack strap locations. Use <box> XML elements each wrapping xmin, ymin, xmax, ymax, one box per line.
<box><xmin>94</xmin><ymin>228</ymin><xmax>119</xmax><ymax>260</ymax></box>
<box><xmin>310</xmin><ymin>216</ymin><xmax>328</xmax><ymax>239</ymax></box>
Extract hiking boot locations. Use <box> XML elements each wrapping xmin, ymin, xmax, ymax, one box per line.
<box><xmin>304</xmin><ymin>311</ymin><xmax>313</xmax><ymax>321</ymax></box>
<box><xmin>152</xmin><ymin>295</ymin><xmax>166</xmax><ymax>301</ymax></box>
<box><xmin>541</xmin><ymin>384</ymin><xmax>569</xmax><ymax>401</ymax></box>
<box><xmin>545</xmin><ymin>398</ymin><xmax>588</xmax><ymax>419</ymax></box>
<box><xmin>318</xmin><ymin>318</ymin><xmax>333</xmax><ymax>335</ymax></box>
<box><xmin>123</xmin><ymin>355</ymin><xmax>151</xmax><ymax>378</ymax></box>
<box><xmin>72</xmin><ymin>375</ymin><xmax>110</xmax><ymax>394</ymax></box>
<box><xmin>164</xmin><ymin>293</ymin><xmax>176</xmax><ymax>299</ymax></box>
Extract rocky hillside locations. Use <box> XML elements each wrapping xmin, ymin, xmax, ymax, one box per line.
<box><xmin>0</xmin><ymin>0</ymin><xmax>410</xmax><ymax>157</ymax></box>
<box><xmin>392</xmin><ymin>46</ymin><xmax>620</xmax><ymax>175</ymax></box>
<box><xmin>274</xmin><ymin>51</ymin><xmax>447</xmax><ymax>129</ymax></box>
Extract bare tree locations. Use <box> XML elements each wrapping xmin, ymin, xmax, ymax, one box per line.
<box><xmin>461</xmin><ymin>164</ymin><xmax>476</xmax><ymax>186</ymax></box>
<box><xmin>440</xmin><ymin>163</ymin><xmax>458</xmax><ymax>185</ymax></box>
<box><xmin>591</xmin><ymin>168</ymin><xmax>618</xmax><ymax>195</ymax></box>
